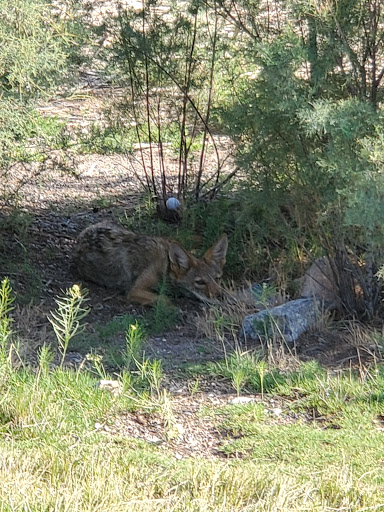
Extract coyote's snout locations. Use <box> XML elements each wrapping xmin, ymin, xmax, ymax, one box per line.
<box><xmin>74</xmin><ymin>222</ymin><xmax>228</xmax><ymax>306</ymax></box>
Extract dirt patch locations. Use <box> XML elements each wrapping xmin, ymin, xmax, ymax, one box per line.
<box><xmin>295</xmin><ymin>329</ymin><xmax>376</xmax><ymax>368</ymax></box>
<box><xmin>95</xmin><ymin>381</ymin><xmax>349</xmax><ymax>459</ymax></box>
<box><xmin>103</xmin><ymin>393</ymin><xmax>231</xmax><ymax>459</ymax></box>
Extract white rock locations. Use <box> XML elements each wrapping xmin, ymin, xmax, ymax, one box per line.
<box><xmin>175</xmin><ymin>423</ymin><xmax>185</xmax><ymax>435</ymax></box>
<box><xmin>147</xmin><ymin>435</ymin><xmax>162</xmax><ymax>444</ymax></box>
<box><xmin>98</xmin><ymin>380</ymin><xmax>123</xmax><ymax>395</ymax></box>
<box><xmin>230</xmin><ymin>396</ymin><xmax>255</xmax><ymax>404</ymax></box>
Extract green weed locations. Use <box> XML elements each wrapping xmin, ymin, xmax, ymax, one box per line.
<box><xmin>48</xmin><ymin>285</ymin><xmax>90</xmax><ymax>366</ymax></box>
<box><xmin>85</xmin><ymin>352</ymin><xmax>108</xmax><ymax>380</ymax></box>
<box><xmin>0</xmin><ymin>278</ymin><xmax>14</xmax><ymax>355</ymax></box>
<box><xmin>202</xmin><ymin>350</ymin><xmax>286</xmax><ymax>395</ymax></box>
<box><xmin>37</xmin><ymin>343</ymin><xmax>54</xmax><ymax>377</ymax></box>
<box><xmin>137</xmin><ymin>357</ymin><xmax>164</xmax><ymax>397</ymax></box>
<box><xmin>124</xmin><ymin>321</ymin><xmax>147</xmax><ymax>371</ymax></box>
<box><xmin>147</xmin><ymin>290</ymin><xmax>180</xmax><ymax>334</ymax></box>
<box><xmin>0</xmin><ymin>278</ymin><xmax>15</xmax><ymax>383</ymax></box>
<box><xmin>97</xmin><ymin>314</ymin><xmax>137</xmax><ymax>340</ymax></box>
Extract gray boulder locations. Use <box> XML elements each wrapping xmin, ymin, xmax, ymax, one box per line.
<box><xmin>241</xmin><ymin>298</ymin><xmax>322</xmax><ymax>344</ymax></box>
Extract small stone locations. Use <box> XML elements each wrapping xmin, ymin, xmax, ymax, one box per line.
<box><xmin>175</xmin><ymin>423</ymin><xmax>185</xmax><ymax>435</ymax></box>
<box><xmin>94</xmin><ymin>422</ymin><xmax>103</xmax><ymax>430</ymax></box>
<box><xmin>66</xmin><ymin>352</ymin><xmax>83</xmax><ymax>363</ymax></box>
<box><xmin>98</xmin><ymin>380</ymin><xmax>123</xmax><ymax>395</ymax></box>
<box><xmin>169</xmin><ymin>384</ymin><xmax>185</xmax><ymax>393</ymax></box>
<box><xmin>270</xmin><ymin>407</ymin><xmax>283</xmax><ymax>417</ymax></box>
<box><xmin>230</xmin><ymin>396</ymin><xmax>255</xmax><ymax>405</ymax></box>
<box><xmin>147</xmin><ymin>435</ymin><xmax>162</xmax><ymax>444</ymax></box>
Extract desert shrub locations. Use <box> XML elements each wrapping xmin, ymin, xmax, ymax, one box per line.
<box><xmin>0</xmin><ymin>0</ymin><xmax>86</xmax><ymax>203</ymax></box>
<box><xmin>214</xmin><ymin>1</ymin><xmax>384</xmax><ymax>319</ymax></box>
<box><xmin>97</xmin><ymin>0</ymin><xmax>231</xmax><ymax>207</ymax></box>
<box><xmin>0</xmin><ymin>0</ymin><xmax>84</xmax><ymax>97</ymax></box>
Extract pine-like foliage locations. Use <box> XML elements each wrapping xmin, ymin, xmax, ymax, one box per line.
<box><xmin>216</xmin><ymin>0</ymin><xmax>384</xmax><ymax>318</ymax></box>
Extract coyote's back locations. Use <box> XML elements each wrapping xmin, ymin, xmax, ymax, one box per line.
<box><xmin>74</xmin><ymin>222</ymin><xmax>228</xmax><ymax>305</ymax></box>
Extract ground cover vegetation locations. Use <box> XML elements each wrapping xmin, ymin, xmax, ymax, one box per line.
<box><xmin>2</xmin><ymin>0</ymin><xmax>384</xmax><ymax>510</ymax></box>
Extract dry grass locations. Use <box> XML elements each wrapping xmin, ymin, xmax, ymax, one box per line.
<box><xmin>1</xmin><ymin>443</ymin><xmax>382</xmax><ymax>511</ymax></box>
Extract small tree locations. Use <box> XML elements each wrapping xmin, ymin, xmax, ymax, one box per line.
<box><xmin>101</xmin><ymin>0</ymin><xmax>230</xmax><ymax>210</ymax></box>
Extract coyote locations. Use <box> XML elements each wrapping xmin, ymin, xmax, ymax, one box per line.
<box><xmin>74</xmin><ymin>222</ymin><xmax>228</xmax><ymax>305</ymax></box>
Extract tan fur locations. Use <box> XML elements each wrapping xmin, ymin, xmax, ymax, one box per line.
<box><xmin>73</xmin><ymin>222</ymin><xmax>228</xmax><ymax>306</ymax></box>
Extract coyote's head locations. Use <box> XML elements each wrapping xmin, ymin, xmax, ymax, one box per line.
<box><xmin>168</xmin><ymin>234</ymin><xmax>228</xmax><ymax>303</ymax></box>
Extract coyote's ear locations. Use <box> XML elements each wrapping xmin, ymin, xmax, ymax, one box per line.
<box><xmin>203</xmin><ymin>234</ymin><xmax>228</xmax><ymax>268</ymax></box>
<box><xmin>169</xmin><ymin>243</ymin><xmax>192</xmax><ymax>273</ymax></box>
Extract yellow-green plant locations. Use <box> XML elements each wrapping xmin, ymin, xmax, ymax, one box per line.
<box><xmin>227</xmin><ymin>349</ymin><xmax>252</xmax><ymax>396</ymax></box>
<box><xmin>146</xmin><ymin>359</ymin><xmax>163</xmax><ymax>397</ymax></box>
<box><xmin>38</xmin><ymin>343</ymin><xmax>54</xmax><ymax>377</ymax></box>
<box><xmin>232</xmin><ymin>368</ymin><xmax>247</xmax><ymax>397</ymax></box>
<box><xmin>255</xmin><ymin>360</ymin><xmax>269</xmax><ymax>399</ymax></box>
<box><xmin>188</xmin><ymin>378</ymin><xmax>200</xmax><ymax>396</ymax></box>
<box><xmin>124</xmin><ymin>321</ymin><xmax>146</xmax><ymax>370</ymax></box>
<box><xmin>0</xmin><ymin>277</ymin><xmax>15</xmax><ymax>378</ymax></box>
<box><xmin>48</xmin><ymin>285</ymin><xmax>90</xmax><ymax>367</ymax></box>
<box><xmin>158</xmin><ymin>389</ymin><xmax>180</xmax><ymax>441</ymax></box>
<box><xmin>136</xmin><ymin>357</ymin><xmax>164</xmax><ymax>397</ymax></box>
<box><xmin>85</xmin><ymin>352</ymin><xmax>107</xmax><ymax>380</ymax></box>
<box><xmin>0</xmin><ymin>278</ymin><xmax>14</xmax><ymax>356</ymax></box>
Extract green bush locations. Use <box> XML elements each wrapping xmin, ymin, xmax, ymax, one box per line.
<box><xmin>0</xmin><ymin>0</ymin><xmax>80</xmax><ymax>97</ymax></box>
<box><xmin>214</xmin><ymin>1</ymin><xmax>384</xmax><ymax>318</ymax></box>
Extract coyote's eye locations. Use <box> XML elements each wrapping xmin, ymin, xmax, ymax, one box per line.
<box><xmin>194</xmin><ymin>278</ymin><xmax>206</xmax><ymax>287</ymax></box>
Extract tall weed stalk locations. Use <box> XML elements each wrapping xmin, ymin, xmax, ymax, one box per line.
<box><xmin>48</xmin><ymin>285</ymin><xmax>90</xmax><ymax>367</ymax></box>
<box><xmin>0</xmin><ymin>278</ymin><xmax>15</xmax><ymax>376</ymax></box>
